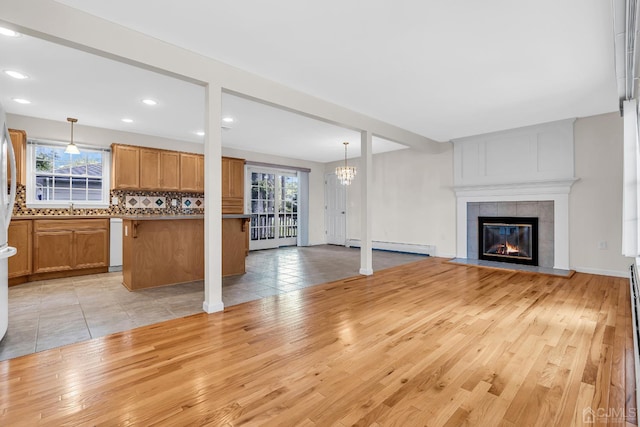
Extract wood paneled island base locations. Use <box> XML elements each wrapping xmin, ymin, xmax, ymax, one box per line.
<box><xmin>122</xmin><ymin>217</ymin><xmax>204</xmax><ymax>290</ymax></box>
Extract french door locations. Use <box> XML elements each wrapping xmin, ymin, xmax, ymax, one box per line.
<box><xmin>248</xmin><ymin>167</ymin><xmax>299</xmax><ymax>250</ymax></box>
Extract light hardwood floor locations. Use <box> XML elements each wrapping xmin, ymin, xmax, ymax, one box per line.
<box><xmin>0</xmin><ymin>257</ymin><xmax>635</xmax><ymax>426</ymax></box>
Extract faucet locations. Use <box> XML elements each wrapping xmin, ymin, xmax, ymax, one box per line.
<box><xmin>69</xmin><ymin>202</ymin><xmax>74</xmax><ymax>215</ymax></box>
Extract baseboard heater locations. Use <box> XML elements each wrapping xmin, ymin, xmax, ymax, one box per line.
<box><xmin>630</xmin><ymin>262</ymin><xmax>640</xmax><ymax>414</ymax></box>
<box><xmin>345</xmin><ymin>239</ymin><xmax>434</xmax><ymax>256</ymax></box>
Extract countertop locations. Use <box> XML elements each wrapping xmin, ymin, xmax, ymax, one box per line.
<box><xmin>119</xmin><ymin>215</ymin><xmax>204</xmax><ymax>221</ymax></box>
<box><xmin>13</xmin><ymin>214</ymin><xmax>248</xmax><ymax>221</ymax></box>
<box><xmin>222</xmin><ymin>214</ymin><xmax>251</xmax><ymax>219</ymax></box>
<box><xmin>12</xmin><ymin>215</ymin><xmax>112</xmax><ymax>220</ymax></box>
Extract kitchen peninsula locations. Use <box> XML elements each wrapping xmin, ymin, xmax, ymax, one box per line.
<box><xmin>121</xmin><ymin>216</ymin><xmax>204</xmax><ymax>290</ymax></box>
<box><xmin>121</xmin><ymin>213</ymin><xmax>250</xmax><ymax>290</ymax></box>
<box><xmin>112</xmin><ymin>148</ymin><xmax>250</xmax><ymax>290</ymax></box>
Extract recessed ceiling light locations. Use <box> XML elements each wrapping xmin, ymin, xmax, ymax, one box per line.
<box><xmin>121</xmin><ymin>118</ymin><xmax>133</xmax><ymax>123</ymax></box>
<box><xmin>195</xmin><ymin>131</ymin><xmax>205</xmax><ymax>136</ymax></box>
<box><xmin>222</xmin><ymin>117</ymin><xmax>234</xmax><ymax>123</ymax></box>
<box><xmin>3</xmin><ymin>70</ymin><xmax>28</xmax><ymax>80</ymax></box>
<box><xmin>142</xmin><ymin>99</ymin><xmax>157</xmax><ymax>106</ymax></box>
<box><xmin>0</xmin><ymin>27</ymin><xmax>19</xmax><ymax>37</ymax></box>
<box><xmin>12</xmin><ymin>98</ymin><xmax>31</xmax><ymax>104</ymax></box>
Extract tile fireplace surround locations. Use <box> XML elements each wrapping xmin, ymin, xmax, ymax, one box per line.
<box><xmin>468</xmin><ymin>201</ymin><xmax>554</xmax><ymax>268</ymax></box>
<box><xmin>454</xmin><ymin>179</ymin><xmax>576</xmax><ymax>270</ymax></box>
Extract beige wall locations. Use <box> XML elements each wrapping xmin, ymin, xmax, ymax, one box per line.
<box><xmin>571</xmin><ymin>112</ymin><xmax>633</xmax><ymax>275</ymax></box>
<box><xmin>222</xmin><ymin>147</ymin><xmax>326</xmax><ymax>246</ymax></box>
<box><xmin>326</xmin><ymin>146</ymin><xmax>456</xmax><ymax>257</ymax></box>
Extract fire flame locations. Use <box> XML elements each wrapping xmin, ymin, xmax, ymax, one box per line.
<box><xmin>504</xmin><ymin>241</ymin><xmax>519</xmax><ymax>254</ymax></box>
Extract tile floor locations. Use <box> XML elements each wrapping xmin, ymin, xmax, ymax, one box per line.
<box><xmin>0</xmin><ymin>245</ymin><xmax>427</xmax><ymax>361</ymax></box>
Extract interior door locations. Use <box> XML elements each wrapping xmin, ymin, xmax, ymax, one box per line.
<box><xmin>325</xmin><ymin>173</ymin><xmax>346</xmax><ymax>245</ymax></box>
<box><xmin>248</xmin><ymin>168</ymin><xmax>299</xmax><ymax>250</ymax></box>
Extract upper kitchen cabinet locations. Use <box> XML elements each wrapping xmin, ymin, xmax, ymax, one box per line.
<box><xmin>111</xmin><ymin>144</ymin><xmax>140</xmax><ymax>189</ymax></box>
<box><xmin>222</xmin><ymin>156</ymin><xmax>245</xmax><ymax>214</ymax></box>
<box><xmin>160</xmin><ymin>151</ymin><xmax>181</xmax><ymax>191</ymax></box>
<box><xmin>139</xmin><ymin>148</ymin><xmax>160</xmax><ymax>190</ymax></box>
<box><xmin>8</xmin><ymin>129</ymin><xmax>27</xmax><ymax>186</ymax></box>
<box><xmin>180</xmin><ymin>153</ymin><xmax>203</xmax><ymax>192</ymax></box>
<box><xmin>139</xmin><ymin>148</ymin><xmax>180</xmax><ymax>191</ymax></box>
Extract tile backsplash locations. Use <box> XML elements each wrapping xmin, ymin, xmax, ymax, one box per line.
<box><xmin>12</xmin><ymin>185</ymin><xmax>205</xmax><ymax>217</ymax></box>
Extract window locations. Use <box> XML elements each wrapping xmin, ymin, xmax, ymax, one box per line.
<box><xmin>27</xmin><ymin>141</ymin><xmax>110</xmax><ymax>208</ymax></box>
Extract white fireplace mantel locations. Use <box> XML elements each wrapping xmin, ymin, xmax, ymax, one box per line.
<box><xmin>452</xmin><ymin>120</ymin><xmax>578</xmax><ymax>271</ymax></box>
<box><xmin>454</xmin><ymin>178</ymin><xmax>578</xmax><ymax>270</ymax></box>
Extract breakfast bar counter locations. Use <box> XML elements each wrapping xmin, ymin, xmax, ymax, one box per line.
<box><xmin>121</xmin><ymin>214</ymin><xmax>250</xmax><ymax>290</ymax></box>
<box><xmin>121</xmin><ymin>217</ymin><xmax>204</xmax><ymax>290</ymax></box>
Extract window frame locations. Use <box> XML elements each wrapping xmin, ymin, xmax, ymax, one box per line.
<box><xmin>26</xmin><ymin>140</ymin><xmax>111</xmax><ymax>209</ymax></box>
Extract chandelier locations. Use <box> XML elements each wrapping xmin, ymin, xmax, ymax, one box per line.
<box><xmin>335</xmin><ymin>141</ymin><xmax>356</xmax><ymax>185</ymax></box>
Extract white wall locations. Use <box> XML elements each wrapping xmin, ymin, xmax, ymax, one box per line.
<box><xmin>222</xmin><ymin>147</ymin><xmax>326</xmax><ymax>246</ymax></box>
<box><xmin>7</xmin><ymin>113</ymin><xmax>204</xmax><ymax>154</ymax></box>
<box><xmin>326</xmin><ymin>146</ymin><xmax>456</xmax><ymax>257</ymax></box>
<box><xmin>571</xmin><ymin>112</ymin><xmax>633</xmax><ymax>275</ymax></box>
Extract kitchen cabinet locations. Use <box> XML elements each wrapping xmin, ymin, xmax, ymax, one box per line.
<box><xmin>111</xmin><ymin>144</ymin><xmax>140</xmax><ymax>189</ymax></box>
<box><xmin>160</xmin><ymin>151</ymin><xmax>180</xmax><ymax>191</ymax></box>
<box><xmin>8</xmin><ymin>129</ymin><xmax>26</xmax><ymax>186</ymax></box>
<box><xmin>196</xmin><ymin>155</ymin><xmax>204</xmax><ymax>193</ymax></box>
<box><xmin>8</xmin><ymin>219</ymin><xmax>32</xmax><ymax>278</ymax></box>
<box><xmin>222</xmin><ymin>216</ymin><xmax>250</xmax><ymax>276</ymax></box>
<box><xmin>112</xmin><ymin>144</ymin><xmax>200</xmax><ymax>192</ymax></box>
<box><xmin>139</xmin><ymin>148</ymin><xmax>160</xmax><ymax>190</ymax></box>
<box><xmin>179</xmin><ymin>153</ymin><xmax>201</xmax><ymax>192</ymax></box>
<box><xmin>33</xmin><ymin>219</ymin><xmax>109</xmax><ymax>274</ymax></box>
<box><xmin>222</xmin><ymin>156</ymin><xmax>245</xmax><ymax>214</ymax></box>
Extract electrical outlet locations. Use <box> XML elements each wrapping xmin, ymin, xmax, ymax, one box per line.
<box><xmin>171</xmin><ymin>199</ymin><xmax>178</xmax><ymax>207</ymax></box>
<box><xmin>111</xmin><ymin>196</ymin><xmax>119</xmax><ymax>205</ymax></box>
<box><xmin>597</xmin><ymin>241</ymin><xmax>607</xmax><ymax>250</ymax></box>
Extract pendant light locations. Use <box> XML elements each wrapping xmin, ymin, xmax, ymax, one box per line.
<box><xmin>335</xmin><ymin>141</ymin><xmax>356</xmax><ymax>185</ymax></box>
<box><xmin>65</xmin><ymin>117</ymin><xmax>80</xmax><ymax>155</ymax></box>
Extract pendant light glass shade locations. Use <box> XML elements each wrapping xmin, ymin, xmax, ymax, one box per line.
<box><xmin>335</xmin><ymin>141</ymin><xmax>356</xmax><ymax>185</ymax></box>
<box><xmin>65</xmin><ymin>117</ymin><xmax>80</xmax><ymax>155</ymax></box>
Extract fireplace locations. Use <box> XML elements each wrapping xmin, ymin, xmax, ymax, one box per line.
<box><xmin>478</xmin><ymin>216</ymin><xmax>539</xmax><ymax>266</ymax></box>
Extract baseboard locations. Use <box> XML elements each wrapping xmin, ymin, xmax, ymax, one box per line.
<box><xmin>109</xmin><ymin>266</ymin><xmax>123</xmax><ymax>272</ymax></box>
<box><xmin>203</xmin><ymin>300</ymin><xmax>225</xmax><ymax>313</ymax></box>
<box><xmin>345</xmin><ymin>239</ymin><xmax>435</xmax><ymax>256</ymax></box>
<box><xmin>573</xmin><ymin>266</ymin><xmax>628</xmax><ymax>278</ymax></box>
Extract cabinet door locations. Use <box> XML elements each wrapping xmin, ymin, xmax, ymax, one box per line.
<box><xmin>75</xmin><ymin>229</ymin><xmax>109</xmax><ymax>269</ymax></box>
<box><xmin>33</xmin><ymin>231</ymin><xmax>74</xmax><ymax>273</ymax></box>
<box><xmin>139</xmin><ymin>148</ymin><xmax>161</xmax><ymax>190</ymax></box>
<box><xmin>196</xmin><ymin>155</ymin><xmax>204</xmax><ymax>193</ymax></box>
<box><xmin>179</xmin><ymin>153</ymin><xmax>199</xmax><ymax>192</ymax></box>
<box><xmin>161</xmin><ymin>151</ymin><xmax>180</xmax><ymax>191</ymax></box>
<box><xmin>222</xmin><ymin>157</ymin><xmax>244</xmax><ymax>214</ymax></box>
<box><xmin>7</xmin><ymin>129</ymin><xmax>26</xmax><ymax>186</ymax></box>
<box><xmin>8</xmin><ymin>220</ymin><xmax>32</xmax><ymax>278</ymax></box>
<box><xmin>111</xmin><ymin>144</ymin><xmax>140</xmax><ymax>189</ymax></box>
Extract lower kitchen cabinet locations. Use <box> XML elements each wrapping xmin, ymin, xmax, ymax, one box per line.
<box><xmin>8</xmin><ymin>220</ymin><xmax>32</xmax><ymax>278</ymax></box>
<box><xmin>33</xmin><ymin>219</ymin><xmax>109</xmax><ymax>274</ymax></box>
<box><xmin>33</xmin><ymin>230</ymin><xmax>74</xmax><ymax>273</ymax></box>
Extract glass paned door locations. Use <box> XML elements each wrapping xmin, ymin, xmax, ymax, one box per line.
<box><xmin>248</xmin><ymin>168</ymin><xmax>298</xmax><ymax>250</ymax></box>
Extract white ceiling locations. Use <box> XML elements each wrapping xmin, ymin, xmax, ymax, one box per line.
<box><xmin>0</xmin><ymin>1</ymin><xmax>620</xmax><ymax>162</ymax></box>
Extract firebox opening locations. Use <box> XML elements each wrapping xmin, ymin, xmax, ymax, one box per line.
<box><xmin>478</xmin><ymin>216</ymin><xmax>539</xmax><ymax>266</ymax></box>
